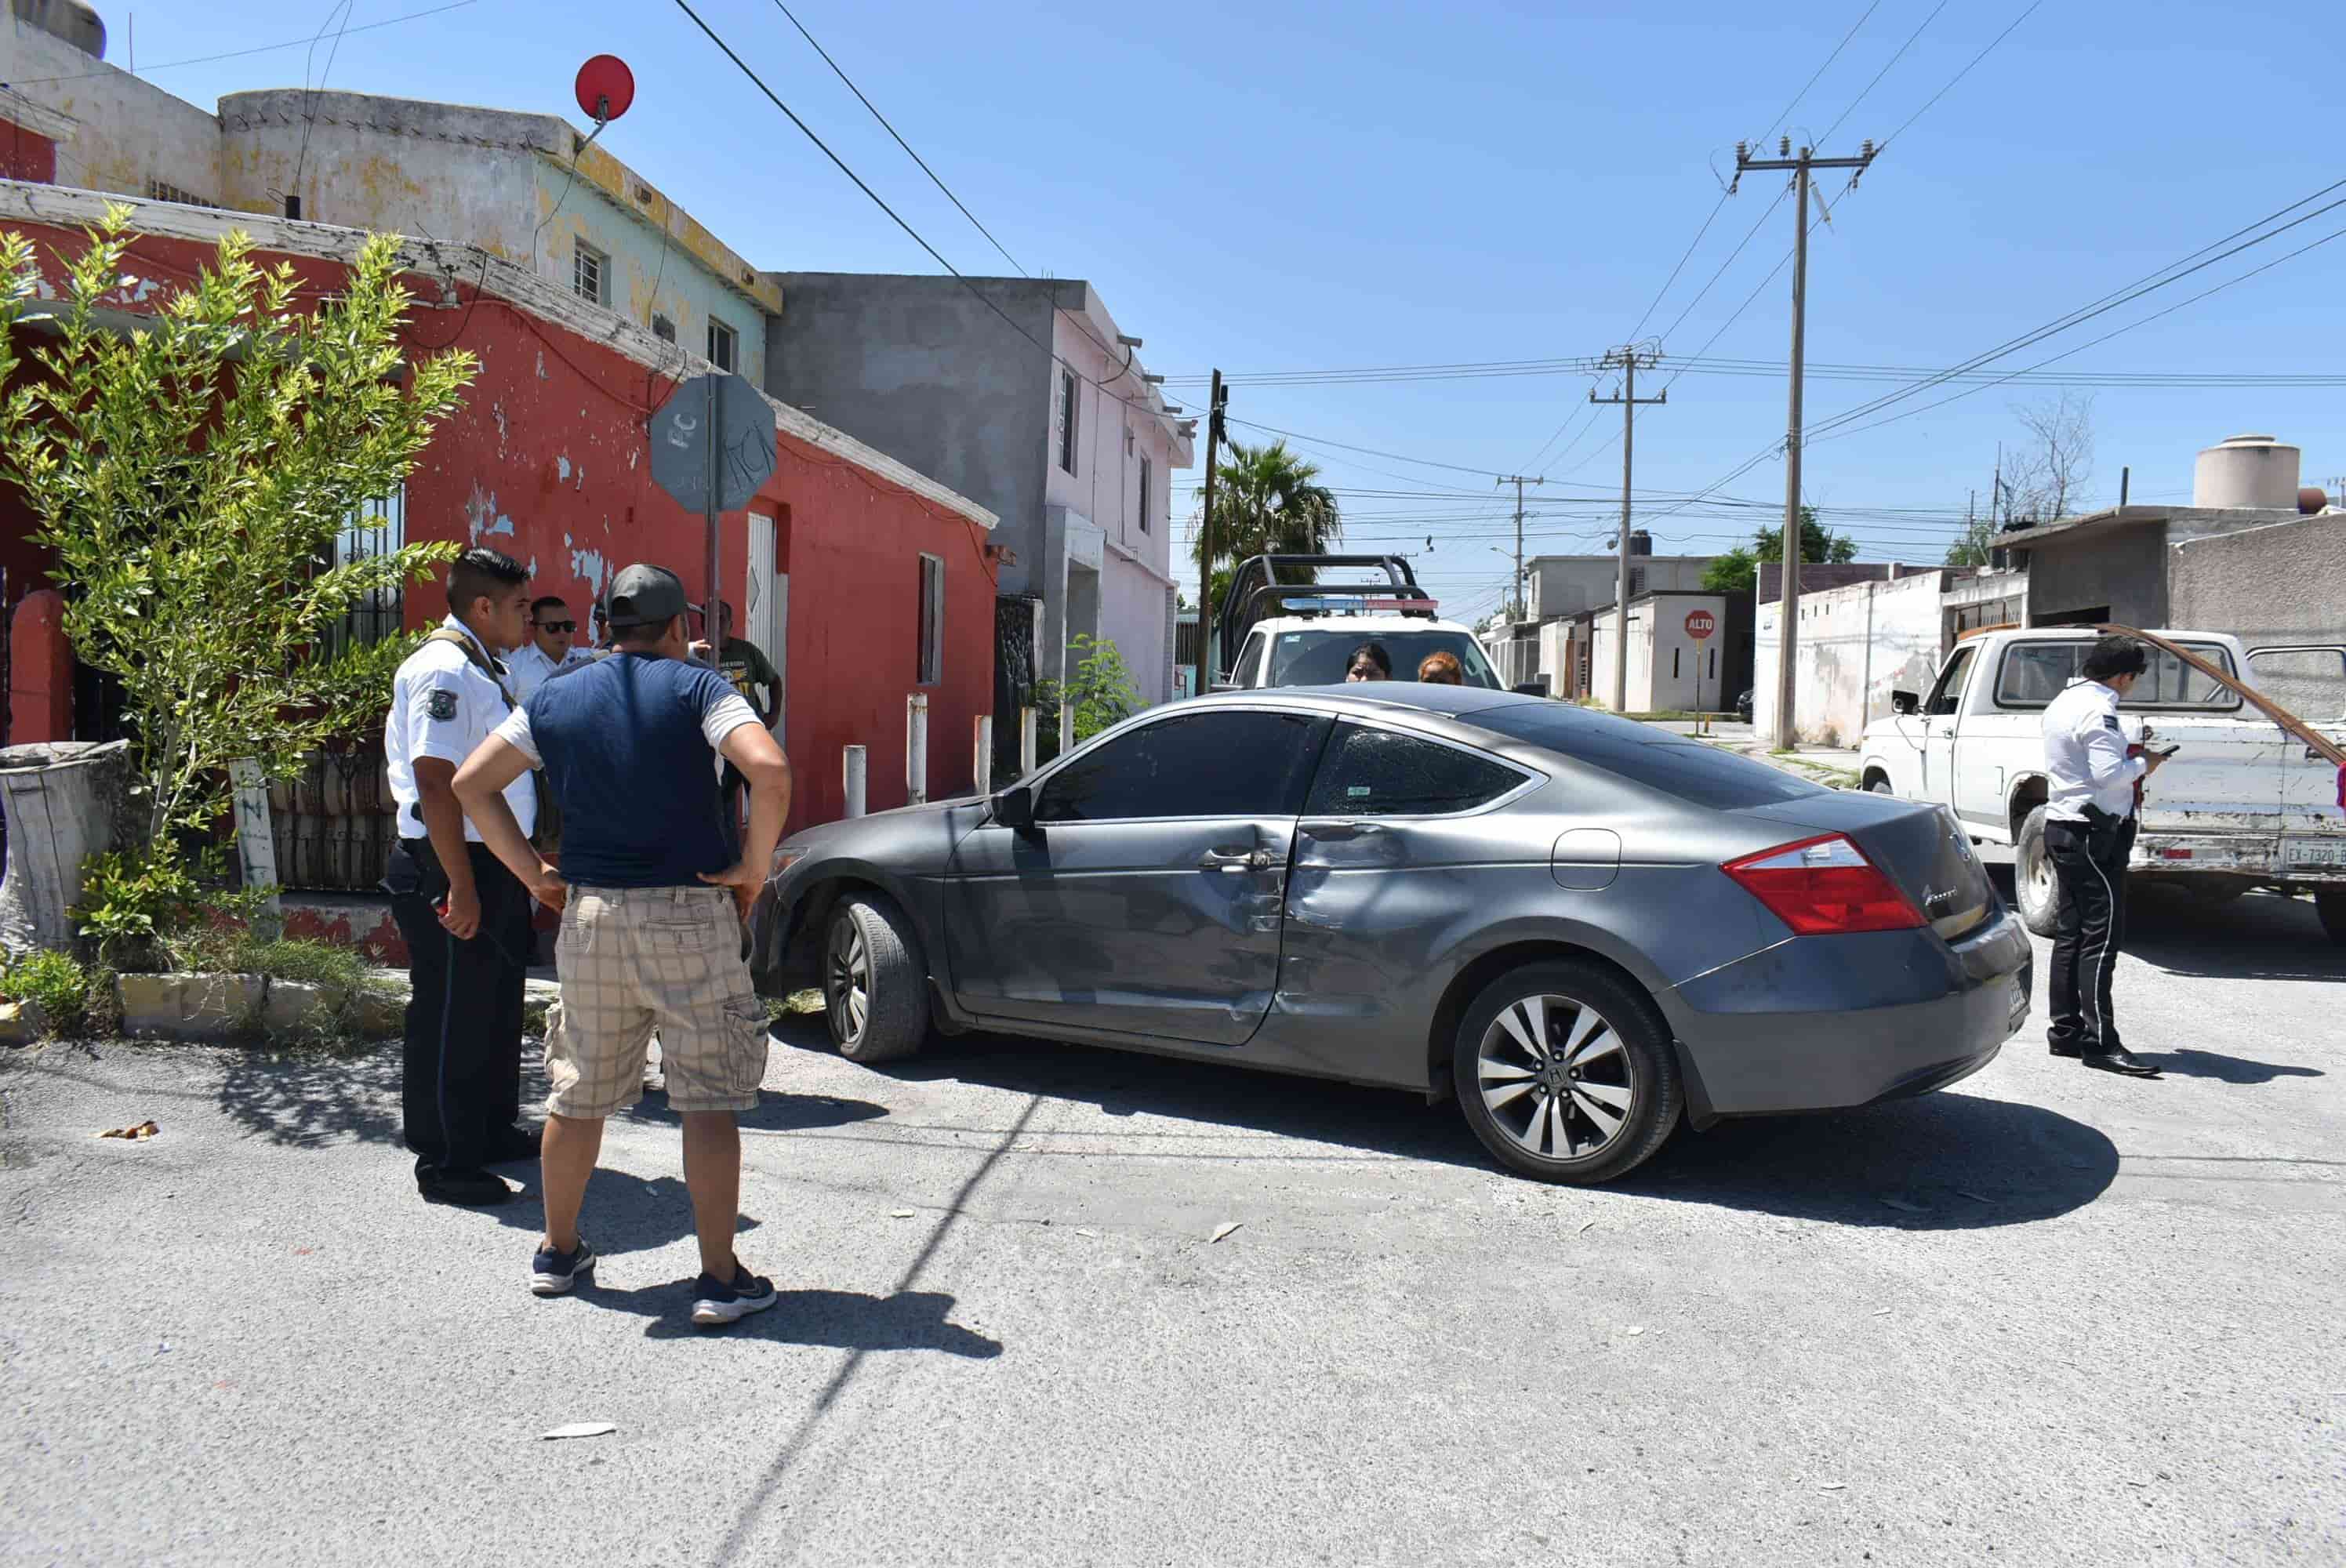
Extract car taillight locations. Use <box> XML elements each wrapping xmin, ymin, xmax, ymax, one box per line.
<box><xmin>1720</xmin><ymin>833</ymin><xmax>1925</xmax><ymax>936</ymax></box>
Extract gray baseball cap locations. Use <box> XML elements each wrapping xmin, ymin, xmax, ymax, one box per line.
<box><xmin>605</xmin><ymin>564</ymin><xmax>689</xmax><ymax>628</ymax></box>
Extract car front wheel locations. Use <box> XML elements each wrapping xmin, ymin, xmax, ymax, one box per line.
<box><xmin>824</xmin><ymin>894</ymin><xmax>928</xmax><ymax>1062</ymax></box>
<box><xmin>1453</xmin><ymin>960</ymin><xmax>1680</xmax><ymax>1185</ymax></box>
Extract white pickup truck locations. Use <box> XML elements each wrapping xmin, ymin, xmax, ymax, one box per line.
<box><xmin>1856</xmin><ymin>628</ymin><xmax>2346</xmax><ymax>944</ymax></box>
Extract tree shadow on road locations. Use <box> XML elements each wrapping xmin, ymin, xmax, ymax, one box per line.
<box><xmin>218</xmin><ymin>1040</ymin><xmax>885</xmax><ymax>1152</ymax></box>
<box><xmin>768</xmin><ymin>1018</ymin><xmax>2115</xmax><ymax>1229</ymax></box>
<box><xmin>217</xmin><ymin>1043</ymin><xmax>405</xmax><ymax>1150</ymax></box>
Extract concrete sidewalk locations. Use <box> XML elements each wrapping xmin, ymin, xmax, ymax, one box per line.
<box><xmin>1641</xmin><ymin>718</ymin><xmax>1865</xmax><ymax>788</ymax></box>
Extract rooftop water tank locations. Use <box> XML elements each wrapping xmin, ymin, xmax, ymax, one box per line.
<box><xmin>2192</xmin><ymin>434</ymin><xmax>2301</xmax><ymax>510</ymax></box>
<box><xmin>11</xmin><ymin>0</ymin><xmax>106</xmax><ymax>57</ymax></box>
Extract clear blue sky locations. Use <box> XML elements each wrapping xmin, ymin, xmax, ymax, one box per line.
<box><xmin>126</xmin><ymin>0</ymin><xmax>2346</xmax><ymax>620</ymax></box>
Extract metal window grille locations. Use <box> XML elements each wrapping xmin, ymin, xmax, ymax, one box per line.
<box><xmin>325</xmin><ymin>486</ymin><xmax>408</xmax><ymax>655</ymax></box>
<box><xmin>1056</xmin><ymin>368</ymin><xmax>1078</xmax><ymax>474</ymax></box>
<box><xmin>706</xmin><ymin>317</ymin><xmax>738</xmax><ymax>372</ymax></box>
<box><xmin>573</xmin><ymin>242</ymin><xmax>606</xmax><ymax>305</ymax></box>
<box><xmin>917</xmin><ymin>554</ymin><xmax>944</xmax><ymax>686</ymax></box>
<box><xmin>144</xmin><ymin>177</ymin><xmax>216</xmax><ymax>208</ymax></box>
<box><xmin>1138</xmin><ymin>455</ymin><xmax>1152</xmax><ymax>533</ymax></box>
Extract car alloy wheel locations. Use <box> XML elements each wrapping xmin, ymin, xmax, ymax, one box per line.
<box><xmin>1476</xmin><ymin>993</ymin><xmax>1636</xmax><ymax>1162</ymax></box>
<box><xmin>822</xmin><ymin>894</ymin><xmax>929</xmax><ymax>1063</ymax></box>
<box><xmin>1453</xmin><ymin>960</ymin><xmax>1681</xmax><ymax>1185</ymax></box>
<box><xmin>826</xmin><ymin>916</ymin><xmax>870</xmax><ymax>1047</ymax></box>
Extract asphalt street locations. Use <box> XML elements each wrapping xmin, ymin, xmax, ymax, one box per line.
<box><xmin>3</xmin><ymin>880</ymin><xmax>2340</xmax><ymax>1566</ymax></box>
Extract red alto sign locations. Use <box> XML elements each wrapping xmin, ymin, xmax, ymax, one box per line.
<box><xmin>1684</xmin><ymin>608</ymin><xmax>1717</xmax><ymax>640</ymax></box>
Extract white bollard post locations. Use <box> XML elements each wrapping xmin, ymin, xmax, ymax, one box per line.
<box><xmin>1019</xmin><ymin>706</ymin><xmax>1038</xmax><ymax>776</ymax></box>
<box><xmin>973</xmin><ymin>714</ymin><xmax>993</xmax><ymax>797</ymax></box>
<box><xmin>907</xmin><ymin>693</ymin><xmax>929</xmax><ymax>806</ymax></box>
<box><xmin>843</xmin><ymin>745</ymin><xmax>867</xmax><ymax>818</ymax></box>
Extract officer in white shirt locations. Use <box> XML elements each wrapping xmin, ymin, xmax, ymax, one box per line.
<box><xmin>2041</xmin><ymin>634</ymin><xmax>2171</xmax><ymax>1080</ymax></box>
<box><xmin>383</xmin><ymin>547</ymin><xmax>542</xmax><ymax>1205</ymax></box>
<box><xmin>506</xmin><ymin>593</ymin><xmax>595</xmax><ymax>705</ymax></box>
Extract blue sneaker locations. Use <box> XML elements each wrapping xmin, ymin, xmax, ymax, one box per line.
<box><xmin>530</xmin><ymin>1238</ymin><xmax>596</xmax><ymax>1297</ymax></box>
<box><xmin>691</xmin><ymin>1261</ymin><xmax>778</xmax><ymax>1327</ymax></box>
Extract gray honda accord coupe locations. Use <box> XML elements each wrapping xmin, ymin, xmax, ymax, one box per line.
<box><xmin>749</xmin><ymin>684</ymin><xmax>2032</xmax><ymax>1184</ymax></box>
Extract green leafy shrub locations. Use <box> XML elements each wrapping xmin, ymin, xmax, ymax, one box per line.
<box><xmin>77</xmin><ymin>848</ymin><xmax>277</xmax><ymax>972</ymax></box>
<box><xmin>2</xmin><ymin>948</ymin><xmax>94</xmax><ymax>1038</ymax></box>
<box><xmin>1033</xmin><ymin>634</ymin><xmax>1143</xmax><ymax>761</ymax></box>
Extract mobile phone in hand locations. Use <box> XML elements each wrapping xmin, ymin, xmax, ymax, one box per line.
<box><xmin>2150</xmin><ymin>742</ymin><xmax>2181</xmax><ymax>758</ymax></box>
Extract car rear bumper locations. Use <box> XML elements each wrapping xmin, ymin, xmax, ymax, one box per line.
<box><xmin>1656</xmin><ymin>908</ymin><xmax>2033</xmax><ymax>1119</ymax></box>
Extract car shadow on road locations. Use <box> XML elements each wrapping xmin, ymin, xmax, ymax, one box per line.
<box><xmin>2123</xmin><ymin>888</ymin><xmax>2345</xmax><ymax>982</ymax></box>
<box><xmin>1618</xmin><ymin>1091</ymin><xmax>2119</xmax><ymax>1228</ymax></box>
<box><xmin>1985</xmin><ymin>869</ymin><xmax>2344</xmax><ymax>982</ymax></box>
<box><xmin>768</xmin><ymin>1018</ymin><xmax>2115</xmax><ymax>1229</ymax></box>
<box><xmin>557</xmin><ymin>1278</ymin><xmax>1004</xmax><ymax>1354</ymax></box>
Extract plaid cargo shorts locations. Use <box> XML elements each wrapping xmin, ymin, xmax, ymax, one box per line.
<box><xmin>543</xmin><ymin>885</ymin><xmax>769</xmax><ymax>1118</ymax></box>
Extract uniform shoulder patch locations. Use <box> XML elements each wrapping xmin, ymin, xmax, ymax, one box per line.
<box><xmin>427</xmin><ymin>688</ymin><xmax>460</xmax><ymax>722</ymax></box>
<box><xmin>2103</xmin><ymin>714</ymin><xmax>2122</xmax><ymax>732</ymax></box>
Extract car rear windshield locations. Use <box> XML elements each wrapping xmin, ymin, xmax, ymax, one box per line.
<box><xmin>1269</xmin><ymin>630</ymin><xmax>1502</xmax><ymax>688</ymax></box>
<box><xmin>1470</xmin><ymin>706</ymin><xmax>1828</xmax><ymax>810</ymax></box>
<box><xmin>1993</xmin><ymin>641</ymin><xmax>2242</xmax><ymax>711</ymax></box>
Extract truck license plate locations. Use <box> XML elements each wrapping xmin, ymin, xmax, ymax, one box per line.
<box><xmin>2286</xmin><ymin>840</ymin><xmax>2346</xmax><ymax>868</ymax></box>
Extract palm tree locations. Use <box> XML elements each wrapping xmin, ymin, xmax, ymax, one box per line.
<box><xmin>1194</xmin><ymin>439</ymin><xmax>1342</xmax><ymax>614</ymax></box>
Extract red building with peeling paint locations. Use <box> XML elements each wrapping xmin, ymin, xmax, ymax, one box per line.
<box><xmin>0</xmin><ymin>183</ymin><xmax>1000</xmax><ymax>953</ymax></box>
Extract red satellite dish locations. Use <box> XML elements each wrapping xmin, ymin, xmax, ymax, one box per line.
<box><xmin>575</xmin><ymin>55</ymin><xmax>635</xmax><ymax>125</ymax></box>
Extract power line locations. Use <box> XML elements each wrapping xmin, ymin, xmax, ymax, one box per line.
<box><xmin>766</xmin><ymin>0</ymin><xmax>1025</xmax><ymax>277</ymax></box>
<box><xmin>1817</xmin><ymin>0</ymin><xmax>1949</xmax><ymax>146</ymax></box>
<box><xmin>1814</xmin><ymin>218</ymin><xmax>2346</xmax><ymax>445</ymax></box>
<box><xmin>670</xmin><ymin>0</ymin><xmax>1170</xmax><ymax>423</ymax></box>
<box><xmin>0</xmin><ymin>0</ymin><xmax>481</xmax><ymax>86</ymax></box>
<box><xmin>1803</xmin><ymin>180</ymin><xmax>2346</xmax><ymax>441</ymax></box>
<box><xmin>1876</xmin><ymin>0</ymin><xmax>2047</xmax><ymax>154</ymax></box>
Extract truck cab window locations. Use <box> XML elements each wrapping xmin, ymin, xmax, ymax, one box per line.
<box><xmin>1925</xmin><ymin>646</ymin><xmax>1976</xmax><ymax>717</ymax></box>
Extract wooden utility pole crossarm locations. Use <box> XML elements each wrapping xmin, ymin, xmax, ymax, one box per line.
<box><xmin>1732</xmin><ymin>136</ymin><xmax>1878</xmax><ymax>748</ymax></box>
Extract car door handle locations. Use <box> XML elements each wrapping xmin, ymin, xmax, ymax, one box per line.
<box><xmin>1306</xmin><ymin>821</ymin><xmax>1385</xmax><ymax>840</ymax></box>
<box><xmin>1200</xmin><ymin>847</ymin><xmax>1266</xmax><ymax>873</ymax></box>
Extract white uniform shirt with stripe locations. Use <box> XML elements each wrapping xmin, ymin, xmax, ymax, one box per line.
<box><xmin>2042</xmin><ymin>677</ymin><xmax>2145</xmax><ymax>823</ymax></box>
<box><xmin>505</xmin><ymin>641</ymin><xmax>595</xmax><ymax>706</ymax></box>
<box><xmin>384</xmin><ymin>616</ymin><xmax>537</xmax><ymax>843</ymax></box>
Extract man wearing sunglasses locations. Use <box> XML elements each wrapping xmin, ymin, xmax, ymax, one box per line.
<box><xmin>508</xmin><ymin>595</ymin><xmax>595</xmax><ymax>703</ymax></box>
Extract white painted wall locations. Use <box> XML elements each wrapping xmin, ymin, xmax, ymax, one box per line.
<box><xmin>1754</xmin><ymin>571</ymin><xmax>1951</xmax><ymax>746</ymax></box>
<box><xmin>215</xmin><ymin>89</ymin><xmax>771</xmax><ymax>386</ymax></box>
<box><xmin>1526</xmin><ymin>554</ymin><xmax>1717</xmax><ymax>619</ymax></box>
<box><xmin>1592</xmin><ymin>596</ymin><xmax>1727</xmax><ymax>711</ymax></box>
<box><xmin>0</xmin><ymin>17</ymin><xmax>220</xmax><ymax>203</ymax></box>
<box><xmin>1048</xmin><ymin>293</ymin><xmax>1185</xmax><ymax>704</ymax></box>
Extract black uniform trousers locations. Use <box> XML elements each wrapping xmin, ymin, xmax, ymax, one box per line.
<box><xmin>386</xmin><ymin>837</ymin><xmax>530</xmax><ymax>1179</ymax></box>
<box><xmin>2045</xmin><ymin>813</ymin><xmax>2134</xmax><ymax>1055</ymax></box>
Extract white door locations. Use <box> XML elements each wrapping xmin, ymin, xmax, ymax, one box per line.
<box><xmin>744</xmin><ymin>510</ymin><xmax>786</xmax><ymax>732</ymax></box>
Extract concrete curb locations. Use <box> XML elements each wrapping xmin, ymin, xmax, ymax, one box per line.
<box><xmin>111</xmin><ymin>972</ymin><xmax>405</xmax><ymax>1044</ymax></box>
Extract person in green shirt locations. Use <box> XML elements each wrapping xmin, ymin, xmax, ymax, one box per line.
<box><xmin>717</xmin><ymin>602</ymin><xmax>783</xmax><ymax>732</ymax></box>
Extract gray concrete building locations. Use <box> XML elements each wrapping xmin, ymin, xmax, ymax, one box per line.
<box><xmin>1525</xmin><ymin>550</ymin><xmax>1716</xmax><ymax>621</ymax></box>
<box><xmin>764</xmin><ymin>274</ymin><xmax>1193</xmax><ymax>713</ymax></box>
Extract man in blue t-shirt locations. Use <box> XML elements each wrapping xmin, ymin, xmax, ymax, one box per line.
<box><xmin>453</xmin><ymin>564</ymin><xmax>795</xmax><ymax>1327</ymax></box>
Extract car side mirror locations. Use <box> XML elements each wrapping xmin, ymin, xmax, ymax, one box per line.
<box><xmin>1513</xmin><ymin>681</ymin><xmax>1548</xmax><ymax>697</ymax></box>
<box><xmin>1890</xmin><ymin>691</ymin><xmax>1920</xmax><ymax>716</ymax></box>
<box><xmin>991</xmin><ymin>784</ymin><xmax>1034</xmax><ymax>830</ymax></box>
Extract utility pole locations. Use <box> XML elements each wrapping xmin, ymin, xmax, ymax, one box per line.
<box><xmin>1493</xmin><ymin>474</ymin><xmax>1545</xmax><ymax>622</ymax></box>
<box><xmin>1733</xmin><ymin>135</ymin><xmax>1877</xmax><ymax>749</ymax></box>
<box><xmin>1591</xmin><ymin>343</ymin><xmax>1665</xmax><ymax>713</ymax></box>
<box><xmin>1197</xmin><ymin>370</ymin><xmax>1227</xmax><ymax>689</ymax></box>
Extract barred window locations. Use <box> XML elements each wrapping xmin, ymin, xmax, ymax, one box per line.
<box><xmin>323</xmin><ymin>487</ymin><xmax>407</xmax><ymax>655</ymax></box>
